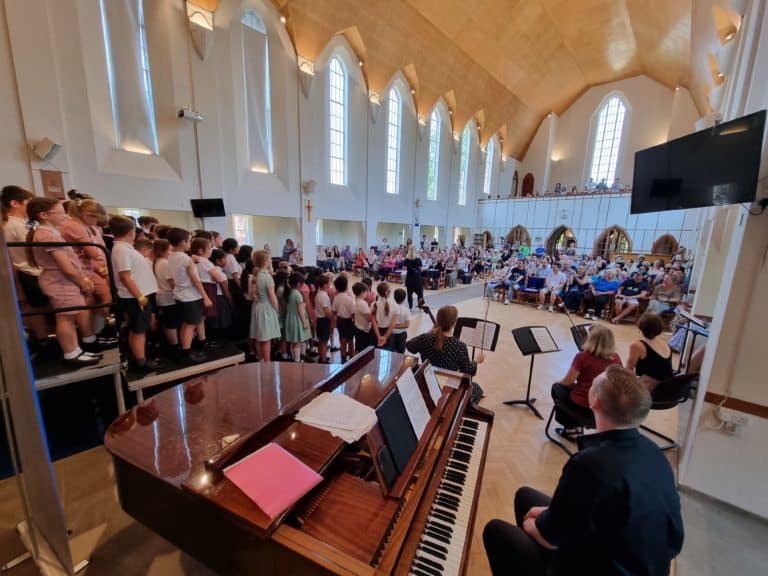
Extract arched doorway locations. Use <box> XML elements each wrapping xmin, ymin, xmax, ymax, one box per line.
<box><xmin>481</xmin><ymin>230</ymin><xmax>494</xmax><ymax>249</ymax></box>
<box><xmin>594</xmin><ymin>225</ymin><xmax>633</xmax><ymax>259</ymax></box>
<box><xmin>522</xmin><ymin>173</ymin><xmax>535</xmax><ymax>197</ymax></box>
<box><xmin>546</xmin><ymin>226</ymin><xmax>576</xmax><ymax>255</ymax></box>
<box><xmin>511</xmin><ymin>171</ymin><xmax>519</xmax><ymax>197</ymax></box>
<box><xmin>505</xmin><ymin>225</ymin><xmax>532</xmax><ymax>247</ymax></box>
<box><xmin>652</xmin><ymin>234</ymin><xmax>679</xmax><ymax>255</ymax></box>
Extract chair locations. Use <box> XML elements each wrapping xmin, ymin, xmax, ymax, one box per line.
<box><xmin>515</xmin><ymin>276</ymin><xmax>545</xmax><ymax>304</ymax></box>
<box><xmin>640</xmin><ymin>372</ymin><xmax>698</xmax><ymax>450</ymax></box>
<box><xmin>544</xmin><ymin>396</ymin><xmax>596</xmax><ymax>456</ymax></box>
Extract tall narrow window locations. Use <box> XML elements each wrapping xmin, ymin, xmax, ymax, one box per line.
<box><xmin>483</xmin><ymin>137</ymin><xmax>495</xmax><ymax>196</ymax></box>
<box><xmin>328</xmin><ymin>57</ymin><xmax>347</xmax><ymax>186</ymax></box>
<box><xmin>315</xmin><ymin>219</ymin><xmax>323</xmax><ymax>245</ymax></box>
<box><xmin>458</xmin><ymin>127</ymin><xmax>470</xmax><ymax>205</ymax></box>
<box><xmin>242</xmin><ymin>10</ymin><xmax>273</xmax><ymax>173</ymax></box>
<box><xmin>386</xmin><ymin>88</ymin><xmax>402</xmax><ymax>195</ymax></box>
<box><xmin>100</xmin><ymin>0</ymin><xmax>158</xmax><ymax>154</ymax></box>
<box><xmin>233</xmin><ymin>215</ymin><xmax>251</xmax><ymax>245</ymax></box>
<box><xmin>589</xmin><ymin>95</ymin><xmax>627</xmax><ymax>186</ymax></box>
<box><xmin>427</xmin><ymin>109</ymin><xmax>441</xmax><ymax>200</ymax></box>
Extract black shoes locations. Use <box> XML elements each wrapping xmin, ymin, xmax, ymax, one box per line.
<box><xmin>183</xmin><ymin>349</ymin><xmax>208</xmax><ymax>364</ymax></box>
<box><xmin>63</xmin><ymin>351</ymin><xmax>102</xmax><ymax>367</ymax></box>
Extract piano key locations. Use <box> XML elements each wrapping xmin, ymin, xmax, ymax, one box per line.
<box><xmin>425</xmin><ymin>528</ymin><xmax>451</xmax><ymax>545</ymax></box>
<box><xmin>416</xmin><ymin>554</ymin><xmax>444</xmax><ymax>571</ymax></box>
<box><xmin>457</xmin><ymin>433</ymin><xmax>475</xmax><ymax>444</ymax></box>
<box><xmin>421</xmin><ymin>538</ymin><xmax>449</xmax><ymax>556</ymax></box>
<box><xmin>427</xmin><ymin>519</ymin><xmax>454</xmax><ymax>534</ymax></box>
<box><xmin>439</xmin><ymin>483</ymin><xmax>462</xmax><ymax>496</ymax></box>
<box><xmin>430</xmin><ymin>508</ymin><xmax>456</xmax><ymax>524</ymax></box>
<box><xmin>412</xmin><ymin>560</ymin><xmax>442</xmax><ymax>576</ymax></box>
<box><xmin>411</xmin><ymin>566</ymin><xmax>434</xmax><ymax>576</ymax></box>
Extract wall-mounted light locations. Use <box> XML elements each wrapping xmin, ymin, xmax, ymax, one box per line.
<box><xmin>31</xmin><ymin>137</ymin><xmax>62</xmax><ymax>162</ymax></box>
<box><xmin>358</xmin><ymin>60</ymin><xmax>364</xmax><ymax>67</ymax></box>
<box><xmin>708</xmin><ymin>53</ymin><xmax>727</xmax><ymax>87</ymax></box>
<box><xmin>448</xmin><ymin>108</ymin><xmax>454</xmax><ymax>116</ymax></box>
<box><xmin>279</xmin><ymin>14</ymin><xmax>287</xmax><ymax>24</ymax></box>
<box><xmin>369</xmin><ymin>91</ymin><xmax>381</xmax><ymax>123</ymax></box>
<box><xmin>417</xmin><ymin>115</ymin><xmax>427</xmax><ymax>141</ymax></box>
<box><xmin>410</xmin><ymin>88</ymin><xmax>416</xmax><ymax>95</ymax></box>
<box><xmin>186</xmin><ymin>2</ymin><xmax>214</xmax><ymax>61</ymax></box>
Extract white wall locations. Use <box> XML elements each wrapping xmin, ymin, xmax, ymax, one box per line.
<box><xmin>478</xmin><ymin>194</ymin><xmax>702</xmax><ymax>255</ymax></box>
<box><xmin>521</xmin><ymin>114</ymin><xmax>557</xmax><ymax>195</ymax></box>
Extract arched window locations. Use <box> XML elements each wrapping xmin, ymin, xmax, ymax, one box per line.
<box><xmin>328</xmin><ymin>57</ymin><xmax>347</xmax><ymax>186</ymax></box>
<box><xmin>385</xmin><ymin>88</ymin><xmax>402</xmax><ymax>195</ymax></box>
<box><xmin>594</xmin><ymin>225</ymin><xmax>632</xmax><ymax>259</ymax></box>
<box><xmin>546</xmin><ymin>226</ymin><xmax>577</xmax><ymax>255</ymax></box>
<box><xmin>242</xmin><ymin>10</ymin><xmax>272</xmax><ymax>173</ymax></box>
<box><xmin>458</xmin><ymin>126</ymin><xmax>470</xmax><ymax>205</ymax></box>
<box><xmin>483</xmin><ymin>137</ymin><xmax>495</xmax><ymax>197</ymax></box>
<box><xmin>652</xmin><ymin>234</ymin><xmax>679</xmax><ymax>255</ymax></box>
<box><xmin>427</xmin><ymin>109</ymin><xmax>441</xmax><ymax>200</ymax></box>
<box><xmin>505</xmin><ymin>225</ymin><xmax>531</xmax><ymax>247</ymax></box>
<box><xmin>588</xmin><ymin>94</ymin><xmax>627</xmax><ymax>187</ymax></box>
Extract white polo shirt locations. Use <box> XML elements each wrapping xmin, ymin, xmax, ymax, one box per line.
<box><xmin>168</xmin><ymin>251</ymin><xmax>201</xmax><ymax>302</ymax></box>
<box><xmin>111</xmin><ymin>240</ymin><xmax>158</xmax><ymax>299</ymax></box>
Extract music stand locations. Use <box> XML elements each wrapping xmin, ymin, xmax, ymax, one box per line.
<box><xmin>507</xmin><ymin>326</ymin><xmax>560</xmax><ymax>419</ymax></box>
<box><xmin>453</xmin><ymin>317</ymin><xmax>500</xmax><ymax>360</ymax></box>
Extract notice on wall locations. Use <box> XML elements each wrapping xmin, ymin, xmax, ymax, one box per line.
<box><xmin>40</xmin><ymin>170</ymin><xmax>64</xmax><ymax>199</ymax></box>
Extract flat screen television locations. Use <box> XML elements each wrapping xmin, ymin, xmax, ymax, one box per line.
<box><xmin>190</xmin><ymin>198</ymin><xmax>226</xmax><ymax>218</ymax></box>
<box><xmin>631</xmin><ymin>109</ymin><xmax>766</xmax><ymax>214</ymax></box>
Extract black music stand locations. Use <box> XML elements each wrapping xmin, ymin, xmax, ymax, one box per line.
<box><xmin>507</xmin><ymin>326</ymin><xmax>560</xmax><ymax>419</ymax></box>
<box><xmin>453</xmin><ymin>317</ymin><xmax>500</xmax><ymax>360</ymax></box>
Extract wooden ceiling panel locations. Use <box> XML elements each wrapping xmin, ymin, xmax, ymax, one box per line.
<box><xmin>280</xmin><ymin>0</ymin><xmax>692</xmax><ymax>157</ymax></box>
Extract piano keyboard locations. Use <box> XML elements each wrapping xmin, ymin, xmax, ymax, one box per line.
<box><xmin>410</xmin><ymin>417</ymin><xmax>488</xmax><ymax>576</ymax></box>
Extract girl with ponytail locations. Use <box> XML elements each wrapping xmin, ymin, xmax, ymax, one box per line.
<box><xmin>371</xmin><ymin>282</ymin><xmax>398</xmax><ymax>350</ymax></box>
<box><xmin>406</xmin><ymin>305</ymin><xmax>485</xmax><ymax>405</ymax></box>
<box><xmin>26</xmin><ymin>197</ymin><xmax>101</xmax><ymax>366</ymax></box>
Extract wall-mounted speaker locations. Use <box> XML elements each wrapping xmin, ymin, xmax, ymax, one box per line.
<box><xmin>32</xmin><ymin>138</ymin><xmax>61</xmax><ymax>162</ymax></box>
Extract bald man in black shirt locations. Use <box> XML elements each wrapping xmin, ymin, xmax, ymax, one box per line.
<box><xmin>483</xmin><ymin>365</ymin><xmax>684</xmax><ymax>575</ymax></box>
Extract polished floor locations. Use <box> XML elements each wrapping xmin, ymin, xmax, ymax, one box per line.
<box><xmin>1</xmin><ymin>285</ymin><xmax>766</xmax><ymax>575</ymax></box>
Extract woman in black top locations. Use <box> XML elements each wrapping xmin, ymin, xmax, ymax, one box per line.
<box><xmin>403</xmin><ymin>245</ymin><xmax>423</xmax><ymax>309</ymax></box>
<box><xmin>626</xmin><ymin>312</ymin><xmax>674</xmax><ymax>388</ymax></box>
<box><xmin>406</xmin><ymin>305</ymin><xmax>485</xmax><ymax>405</ymax></box>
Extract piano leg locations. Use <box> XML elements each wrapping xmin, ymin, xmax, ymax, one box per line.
<box><xmin>503</xmin><ymin>355</ymin><xmax>543</xmax><ymax>420</ymax></box>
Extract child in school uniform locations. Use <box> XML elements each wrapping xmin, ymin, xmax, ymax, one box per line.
<box><xmin>191</xmin><ymin>237</ymin><xmax>228</xmax><ymax>346</ymax></box>
<box><xmin>314</xmin><ymin>275</ymin><xmax>333</xmax><ymax>363</ymax></box>
<box><xmin>332</xmin><ymin>274</ymin><xmax>355</xmax><ymax>362</ymax></box>
<box><xmin>391</xmin><ymin>288</ymin><xmax>411</xmax><ymax>353</ymax></box>
<box><xmin>371</xmin><ymin>282</ymin><xmax>397</xmax><ymax>351</ymax></box>
<box><xmin>361</xmin><ymin>276</ymin><xmax>376</xmax><ymax>306</ymax></box>
<box><xmin>210</xmin><ymin>249</ymin><xmax>233</xmax><ymax>333</ymax></box>
<box><xmin>352</xmin><ymin>281</ymin><xmax>382</xmax><ymax>354</ymax></box>
<box><xmin>284</xmin><ymin>272</ymin><xmax>311</xmax><ymax>362</ymax></box>
<box><xmin>167</xmin><ymin>228</ymin><xmax>212</xmax><ymax>364</ymax></box>
<box><xmin>152</xmin><ymin>239</ymin><xmax>179</xmax><ymax>348</ymax></box>
<box><xmin>110</xmin><ymin>215</ymin><xmax>160</xmax><ymax>374</ymax></box>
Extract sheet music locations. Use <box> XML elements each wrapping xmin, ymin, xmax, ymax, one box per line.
<box><xmin>460</xmin><ymin>321</ymin><xmax>495</xmax><ymax>350</ymax></box>
<box><xmin>396</xmin><ymin>369</ymin><xmax>431</xmax><ymax>439</ymax></box>
<box><xmin>530</xmin><ymin>327</ymin><xmax>557</xmax><ymax>352</ymax></box>
<box><xmin>424</xmin><ymin>364</ymin><xmax>442</xmax><ymax>405</ymax></box>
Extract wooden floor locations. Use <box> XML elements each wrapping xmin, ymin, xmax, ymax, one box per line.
<box><xmin>0</xmin><ymin>289</ymin><xmax>678</xmax><ymax>575</ymax></box>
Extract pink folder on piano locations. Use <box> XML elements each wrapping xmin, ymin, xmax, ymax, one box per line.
<box><xmin>224</xmin><ymin>442</ymin><xmax>323</xmax><ymax>519</ymax></box>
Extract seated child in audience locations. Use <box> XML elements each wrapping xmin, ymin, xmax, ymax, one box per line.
<box><xmin>371</xmin><ymin>282</ymin><xmax>397</xmax><ymax>350</ymax></box>
<box><xmin>167</xmin><ymin>228</ymin><xmax>211</xmax><ymax>364</ymax></box>
<box><xmin>110</xmin><ymin>215</ymin><xmax>160</xmax><ymax>373</ymax></box>
<box><xmin>284</xmin><ymin>272</ymin><xmax>311</xmax><ymax>361</ymax></box>
<box><xmin>332</xmin><ymin>274</ymin><xmax>355</xmax><ymax>362</ymax></box>
<box><xmin>27</xmin><ymin>197</ymin><xmax>100</xmax><ymax>365</ymax></box>
<box><xmin>314</xmin><ymin>275</ymin><xmax>332</xmax><ymax>363</ymax></box>
<box><xmin>152</xmin><ymin>239</ymin><xmax>179</xmax><ymax>347</ymax></box>
<box><xmin>391</xmin><ymin>288</ymin><xmax>411</xmax><ymax>353</ymax></box>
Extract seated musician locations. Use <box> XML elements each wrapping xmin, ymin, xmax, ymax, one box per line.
<box><xmin>484</xmin><ymin>365</ymin><xmax>684</xmax><ymax>576</ymax></box>
<box><xmin>406</xmin><ymin>305</ymin><xmax>485</xmax><ymax>405</ymax></box>
<box><xmin>626</xmin><ymin>312</ymin><xmax>674</xmax><ymax>389</ymax></box>
<box><xmin>550</xmin><ymin>325</ymin><xmax>621</xmax><ymax>439</ymax></box>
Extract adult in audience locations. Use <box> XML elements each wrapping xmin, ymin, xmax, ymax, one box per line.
<box><xmin>582</xmin><ymin>269</ymin><xmax>620</xmax><ymax>320</ymax></box>
<box><xmin>406</xmin><ymin>305</ymin><xmax>484</xmax><ymax>405</ymax></box>
<box><xmin>484</xmin><ymin>365</ymin><xmax>684</xmax><ymax>576</ymax></box>
<box><xmin>611</xmin><ymin>271</ymin><xmax>650</xmax><ymax>323</ymax></box>
<box><xmin>551</xmin><ymin>325</ymin><xmax>621</xmax><ymax>438</ymax></box>
<box><xmin>503</xmin><ymin>259</ymin><xmax>528</xmax><ymax>305</ymax></box>
<box><xmin>561</xmin><ymin>265</ymin><xmax>590</xmax><ymax>312</ymax></box>
<box><xmin>538</xmin><ymin>263</ymin><xmax>566</xmax><ymax>312</ymax></box>
<box><xmin>646</xmin><ymin>273</ymin><xmax>681</xmax><ymax>315</ymax></box>
<box><xmin>626</xmin><ymin>312</ymin><xmax>674</xmax><ymax>388</ymax></box>
<box><xmin>282</xmin><ymin>238</ymin><xmax>296</xmax><ymax>261</ymax></box>
<box><xmin>403</xmin><ymin>244</ymin><xmax>423</xmax><ymax>310</ymax></box>
<box><xmin>26</xmin><ymin>198</ymin><xmax>101</xmax><ymax>365</ymax></box>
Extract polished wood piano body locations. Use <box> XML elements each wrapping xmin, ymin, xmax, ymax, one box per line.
<box><xmin>105</xmin><ymin>348</ymin><xmax>493</xmax><ymax>575</ymax></box>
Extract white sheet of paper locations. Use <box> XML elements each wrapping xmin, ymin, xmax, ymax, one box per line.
<box><xmin>424</xmin><ymin>365</ymin><xmax>442</xmax><ymax>405</ymax></box>
<box><xmin>459</xmin><ymin>321</ymin><xmax>495</xmax><ymax>350</ymax></box>
<box><xmin>530</xmin><ymin>327</ymin><xmax>557</xmax><ymax>352</ymax></box>
<box><xmin>396</xmin><ymin>369</ymin><xmax>431</xmax><ymax>439</ymax></box>
<box><xmin>295</xmin><ymin>392</ymin><xmax>378</xmax><ymax>444</ymax></box>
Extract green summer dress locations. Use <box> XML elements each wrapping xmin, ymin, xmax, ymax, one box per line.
<box><xmin>249</xmin><ymin>271</ymin><xmax>281</xmax><ymax>341</ymax></box>
<box><xmin>284</xmin><ymin>288</ymin><xmax>311</xmax><ymax>343</ymax></box>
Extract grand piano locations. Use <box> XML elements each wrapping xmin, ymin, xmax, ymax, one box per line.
<box><xmin>105</xmin><ymin>347</ymin><xmax>493</xmax><ymax>575</ymax></box>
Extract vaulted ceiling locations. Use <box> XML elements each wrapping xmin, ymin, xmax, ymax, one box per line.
<box><xmin>275</xmin><ymin>0</ymin><xmax>693</xmax><ymax>158</ymax></box>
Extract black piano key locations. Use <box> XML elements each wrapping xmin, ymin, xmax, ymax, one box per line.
<box><xmin>431</xmin><ymin>508</ymin><xmax>456</xmax><ymax>523</ymax></box>
<box><xmin>444</xmin><ymin>470</ymin><xmax>466</xmax><ymax>484</ymax></box>
<box><xmin>413</xmin><ymin>559</ymin><xmax>442</xmax><ymax>576</ymax></box>
<box><xmin>425</xmin><ymin>528</ymin><xmax>451</xmax><ymax>545</ymax></box>
<box><xmin>447</xmin><ymin>460</ymin><xmax>468</xmax><ymax>472</ymax></box>
<box><xmin>438</xmin><ymin>492</ymin><xmax>460</xmax><ymax>505</ymax></box>
<box><xmin>425</xmin><ymin>521</ymin><xmax>452</xmax><ymax>539</ymax></box>
<box><xmin>435</xmin><ymin>497</ymin><xmax>459</xmax><ymax>512</ymax></box>
<box><xmin>461</xmin><ymin>419</ymin><xmax>479</xmax><ymax>429</ymax></box>
<box><xmin>457</xmin><ymin>433</ymin><xmax>475</xmax><ymax>444</ymax></box>
<box><xmin>455</xmin><ymin>441</ymin><xmax>474</xmax><ymax>453</ymax></box>
<box><xmin>459</xmin><ymin>426</ymin><xmax>477</xmax><ymax>436</ymax></box>
<box><xmin>419</xmin><ymin>541</ymin><xmax>448</xmax><ymax>559</ymax></box>
<box><xmin>428</xmin><ymin>519</ymin><xmax>454</xmax><ymax>534</ymax></box>
<box><xmin>422</xmin><ymin>538</ymin><xmax>449</xmax><ymax>555</ymax></box>
<box><xmin>450</xmin><ymin>451</ymin><xmax>470</xmax><ymax>463</ymax></box>
<box><xmin>439</xmin><ymin>482</ymin><xmax>462</xmax><ymax>496</ymax></box>
<box><xmin>416</xmin><ymin>554</ymin><xmax>445</xmax><ymax>572</ymax></box>
<box><xmin>412</xmin><ymin>566</ymin><xmax>434</xmax><ymax>576</ymax></box>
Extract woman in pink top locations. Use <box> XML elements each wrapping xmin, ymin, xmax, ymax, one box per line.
<box><xmin>27</xmin><ymin>198</ymin><xmax>100</xmax><ymax>366</ymax></box>
<box><xmin>60</xmin><ymin>198</ymin><xmax>114</xmax><ymax>344</ymax></box>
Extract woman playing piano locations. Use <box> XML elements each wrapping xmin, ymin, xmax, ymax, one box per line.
<box><xmin>406</xmin><ymin>305</ymin><xmax>485</xmax><ymax>405</ymax></box>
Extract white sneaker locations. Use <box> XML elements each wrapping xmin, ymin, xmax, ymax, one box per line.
<box><xmin>537</xmin><ymin>305</ymin><xmax>545</xmax><ymax>310</ymax></box>
<box><xmin>504</xmin><ymin>299</ymin><xmax>509</xmax><ymax>305</ymax></box>
<box><xmin>548</xmin><ymin>306</ymin><xmax>554</xmax><ymax>312</ymax></box>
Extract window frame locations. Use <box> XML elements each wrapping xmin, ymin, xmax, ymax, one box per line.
<box><xmin>458</xmin><ymin>126</ymin><xmax>470</xmax><ymax>205</ymax></box>
<box><xmin>587</xmin><ymin>92</ymin><xmax>629</xmax><ymax>187</ymax></box>
<box><xmin>328</xmin><ymin>57</ymin><xmax>348</xmax><ymax>186</ymax></box>
<box><xmin>427</xmin><ymin>108</ymin><xmax>441</xmax><ymax>201</ymax></box>
<box><xmin>241</xmin><ymin>9</ymin><xmax>273</xmax><ymax>173</ymax></box>
<box><xmin>385</xmin><ymin>87</ymin><xmax>402</xmax><ymax>195</ymax></box>
<box><xmin>483</xmin><ymin>136</ymin><xmax>496</xmax><ymax>197</ymax></box>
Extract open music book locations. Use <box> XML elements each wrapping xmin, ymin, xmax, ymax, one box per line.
<box><xmin>457</xmin><ymin>320</ymin><xmax>498</xmax><ymax>350</ymax></box>
<box><xmin>530</xmin><ymin>327</ymin><xmax>557</xmax><ymax>352</ymax></box>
